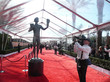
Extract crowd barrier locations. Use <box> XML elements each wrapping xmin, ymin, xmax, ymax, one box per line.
<box><xmin>0</xmin><ymin>56</ymin><xmax>4</xmax><ymax>73</ymax></box>
<box><xmin>0</xmin><ymin>51</ymin><xmax>33</xmax><ymax>75</ymax></box>
<box><xmin>1</xmin><ymin>51</ymin><xmax>109</xmax><ymax>78</ymax></box>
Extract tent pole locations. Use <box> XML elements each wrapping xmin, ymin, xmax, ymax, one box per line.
<box><xmin>53</xmin><ymin>0</ymin><xmax>95</xmax><ymax>26</ymax></box>
<box><xmin>43</xmin><ymin>17</ymin><xmax>71</xmax><ymax>33</ymax></box>
<box><xmin>96</xmin><ymin>27</ymin><xmax>98</xmax><ymax>54</ymax></box>
<box><xmin>43</xmin><ymin>9</ymin><xmax>81</xmax><ymax>32</ymax></box>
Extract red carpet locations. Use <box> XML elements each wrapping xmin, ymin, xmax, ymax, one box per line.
<box><xmin>0</xmin><ymin>48</ymin><xmax>110</xmax><ymax>82</ymax></box>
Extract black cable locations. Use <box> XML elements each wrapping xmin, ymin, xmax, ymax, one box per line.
<box><xmin>5</xmin><ymin>55</ymin><xmax>24</xmax><ymax>62</ymax></box>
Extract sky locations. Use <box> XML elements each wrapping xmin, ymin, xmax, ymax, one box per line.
<box><xmin>5</xmin><ymin>0</ymin><xmax>110</xmax><ymax>42</ymax></box>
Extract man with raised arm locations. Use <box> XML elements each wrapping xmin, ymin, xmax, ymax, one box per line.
<box><xmin>74</xmin><ymin>38</ymin><xmax>91</xmax><ymax>82</ymax></box>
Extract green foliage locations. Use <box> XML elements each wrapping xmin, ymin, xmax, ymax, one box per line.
<box><xmin>63</xmin><ymin>50</ymin><xmax>77</xmax><ymax>57</ymax></box>
<box><xmin>0</xmin><ymin>48</ymin><xmax>18</xmax><ymax>54</ymax></box>
<box><xmin>64</xmin><ymin>50</ymin><xmax>110</xmax><ymax>71</ymax></box>
<box><xmin>90</xmin><ymin>56</ymin><xmax>110</xmax><ymax>70</ymax></box>
<box><xmin>0</xmin><ymin>46</ymin><xmax>27</xmax><ymax>55</ymax></box>
<box><xmin>0</xmin><ymin>33</ymin><xmax>13</xmax><ymax>51</ymax></box>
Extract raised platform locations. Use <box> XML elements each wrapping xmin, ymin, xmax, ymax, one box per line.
<box><xmin>28</xmin><ymin>58</ymin><xmax>44</xmax><ymax>76</ymax></box>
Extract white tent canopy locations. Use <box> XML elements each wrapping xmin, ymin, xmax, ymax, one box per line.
<box><xmin>0</xmin><ymin>0</ymin><xmax>110</xmax><ymax>42</ymax></box>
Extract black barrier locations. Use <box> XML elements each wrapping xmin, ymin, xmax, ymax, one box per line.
<box><xmin>0</xmin><ymin>56</ymin><xmax>5</xmax><ymax>73</ymax></box>
<box><xmin>22</xmin><ymin>55</ymin><xmax>28</xmax><ymax>75</ymax></box>
<box><xmin>0</xmin><ymin>55</ymin><xmax>28</xmax><ymax>75</ymax></box>
<box><xmin>28</xmin><ymin>51</ymin><xmax>33</xmax><ymax>59</ymax></box>
<box><xmin>5</xmin><ymin>55</ymin><xmax>24</xmax><ymax>62</ymax></box>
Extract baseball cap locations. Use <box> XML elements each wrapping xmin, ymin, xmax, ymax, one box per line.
<box><xmin>84</xmin><ymin>38</ymin><xmax>90</xmax><ymax>42</ymax></box>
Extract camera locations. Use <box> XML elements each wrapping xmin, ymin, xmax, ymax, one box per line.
<box><xmin>72</xmin><ymin>35</ymin><xmax>86</xmax><ymax>46</ymax></box>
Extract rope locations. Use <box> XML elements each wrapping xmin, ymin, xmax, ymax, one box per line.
<box><xmin>5</xmin><ymin>55</ymin><xmax>25</xmax><ymax>62</ymax></box>
<box><xmin>28</xmin><ymin>51</ymin><xmax>33</xmax><ymax>59</ymax></box>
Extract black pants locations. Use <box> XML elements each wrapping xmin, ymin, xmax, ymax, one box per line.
<box><xmin>104</xmin><ymin>54</ymin><xmax>109</xmax><ymax>60</ymax></box>
<box><xmin>54</xmin><ymin>49</ymin><xmax>57</xmax><ymax>55</ymax></box>
<box><xmin>18</xmin><ymin>48</ymin><xmax>20</xmax><ymax>53</ymax></box>
<box><xmin>40</xmin><ymin>48</ymin><xmax>42</xmax><ymax>54</ymax></box>
<box><xmin>77</xmin><ymin>60</ymin><xmax>88</xmax><ymax>82</ymax></box>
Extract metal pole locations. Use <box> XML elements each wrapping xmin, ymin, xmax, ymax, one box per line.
<box><xmin>43</xmin><ymin>9</ymin><xmax>81</xmax><ymax>32</ymax></box>
<box><xmin>96</xmin><ymin>27</ymin><xmax>98</xmax><ymax>54</ymax></box>
<box><xmin>43</xmin><ymin>17</ymin><xmax>71</xmax><ymax>33</ymax></box>
<box><xmin>22</xmin><ymin>55</ymin><xmax>28</xmax><ymax>73</ymax></box>
<box><xmin>43</xmin><ymin>23</ymin><xmax>65</xmax><ymax>35</ymax></box>
<box><xmin>65</xmin><ymin>36</ymin><xmax>67</xmax><ymax>50</ymax></box>
<box><xmin>0</xmin><ymin>55</ymin><xmax>5</xmax><ymax>73</ymax></box>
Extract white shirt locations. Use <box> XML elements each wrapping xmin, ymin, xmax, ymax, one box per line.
<box><xmin>74</xmin><ymin>42</ymin><xmax>91</xmax><ymax>60</ymax></box>
<box><xmin>74</xmin><ymin>43</ymin><xmax>81</xmax><ymax>58</ymax></box>
<box><xmin>104</xmin><ymin>48</ymin><xmax>110</xmax><ymax>57</ymax></box>
<box><xmin>54</xmin><ymin>45</ymin><xmax>58</xmax><ymax>49</ymax></box>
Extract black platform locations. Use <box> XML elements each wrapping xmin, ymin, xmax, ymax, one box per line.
<box><xmin>28</xmin><ymin>58</ymin><xmax>44</xmax><ymax>76</ymax></box>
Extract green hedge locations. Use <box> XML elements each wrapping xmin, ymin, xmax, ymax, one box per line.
<box><xmin>64</xmin><ymin>50</ymin><xmax>77</xmax><ymax>57</ymax></box>
<box><xmin>63</xmin><ymin>50</ymin><xmax>110</xmax><ymax>71</ymax></box>
<box><xmin>90</xmin><ymin>56</ymin><xmax>110</xmax><ymax>70</ymax></box>
<box><xmin>0</xmin><ymin>46</ymin><xmax>27</xmax><ymax>55</ymax></box>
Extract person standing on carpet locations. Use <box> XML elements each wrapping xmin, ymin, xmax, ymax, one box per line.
<box><xmin>104</xmin><ymin>45</ymin><xmax>110</xmax><ymax>60</ymax></box>
<box><xmin>74</xmin><ymin>38</ymin><xmax>91</xmax><ymax>82</ymax></box>
<box><xmin>18</xmin><ymin>43</ymin><xmax>20</xmax><ymax>53</ymax></box>
<box><xmin>40</xmin><ymin>43</ymin><xmax>44</xmax><ymax>54</ymax></box>
<box><xmin>54</xmin><ymin>44</ymin><xmax>58</xmax><ymax>55</ymax></box>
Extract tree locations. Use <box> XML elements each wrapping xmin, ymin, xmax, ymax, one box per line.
<box><xmin>0</xmin><ymin>0</ymin><xmax>24</xmax><ymax>50</ymax></box>
<box><xmin>97</xmin><ymin>0</ymin><xmax>104</xmax><ymax>48</ymax></box>
<box><xmin>60</xmin><ymin>0</ymin><xmax>93</xmax><ymax>28</ymax></box>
